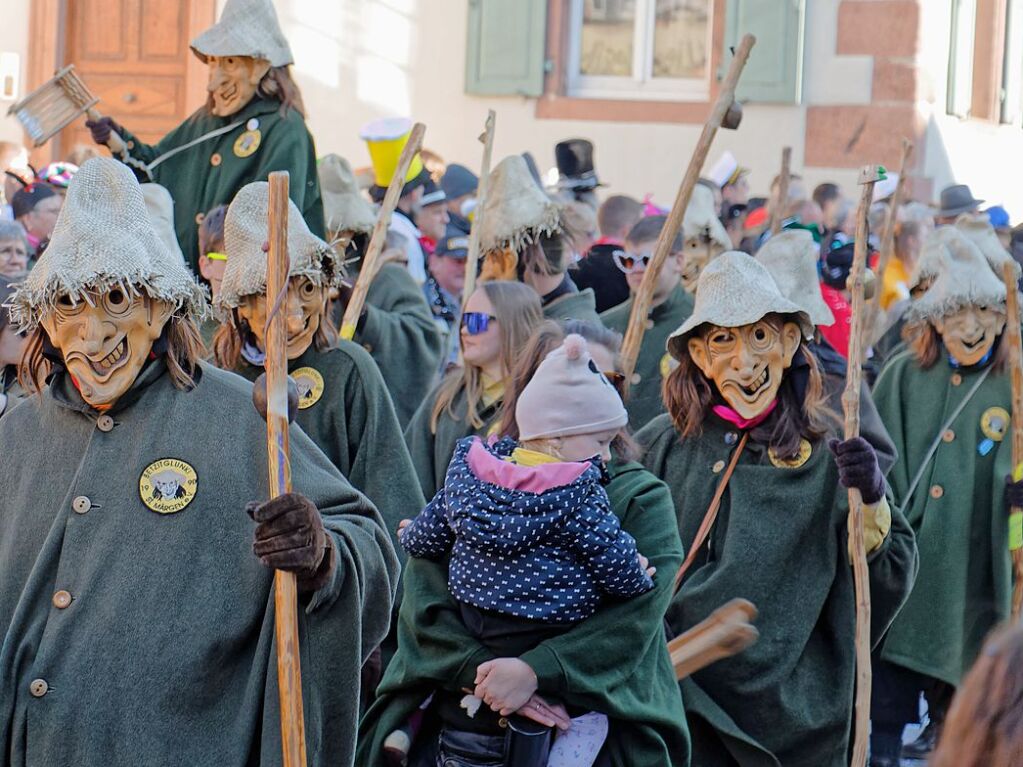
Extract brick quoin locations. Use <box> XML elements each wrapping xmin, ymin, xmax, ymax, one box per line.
<box><xmin>836</xmin><ymin>0</ymin><xmax>921</xmax><ymax>58</ymax></box>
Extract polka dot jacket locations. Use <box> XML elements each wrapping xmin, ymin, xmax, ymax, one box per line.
<box><xmin>399</xmin><ymin>436</ymin><xmax>655</xmax><ymax>623</ymax></box>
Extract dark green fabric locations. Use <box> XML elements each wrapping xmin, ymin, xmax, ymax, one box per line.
<box><xmin>636</xmin><ymin>413</ymin><xmax>918</xmax><ymax>767</ymax></box>
<box><xmin>351</xmin><ymin>263</ymin><xmax>445</xmax><ymax>427</ymax></box>
<box><xmin>402</xmin><ymin>379</ymin><xmax>502</xmax><ymax>500</ymax></box>
<box><xmin>542</xmin><ymin>287</ymin><xmax>603</xmax><ymax>325</ymax></box>
<box><xmin>357</xmin><ymin>459</ymin><xmax>691</xmax><ymax>766</ymax></box>
<box><xmin>822</xmin><ymin>373</ymin><xmax>898</xmax><ymax>476</ymax></box>
<box><xmin>116</xmin><ymin>97</ymin><xmax>324</xmax><ymax>271</ymax></box>
<box><xmin>601</xmin><ymin>285</ymin><xmax>695</xmax><ymax>430</ymax></box>
<box><xmin>873</xmin><ymin>349</ymin><xmax>1013</xmax><ymax>686</ymax></box>
<box><xmin>234</xmin><ymin>341</ymin><xmax>425</xmax><ymax>566</ymax></box>
<box><xmin>0</xmin><ymin>361</ymin><xmax>398</xmax><ymax>766</ymax></box>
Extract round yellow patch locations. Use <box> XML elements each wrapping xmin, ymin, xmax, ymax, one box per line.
<box><xmin>292</xmin><ymin>367</ymin><xmax>325</xmax><ymax>409</ymax></box>
<box><xmin>233</xmin><ymin>128</ymin><xmax>262</xmax><ymax>158</ymax></box>
<box><xmin>981</xmin><ymin>406</ymin><xmax>1011</xmax><ymax>442</ymax></box>
<box><xmin>139</xmin><ymin>458</ymin><xmax>198</xmax><ymax>514</ymax></box>
<box><xmin>769</xmin><ymin>438</ymin><xmax>813</xmax><ymax>469</ymax></box>
<box><xmin>660</xmin><ymin>352</ymin><xmax>678</xmax><ymax>380</ymax></box>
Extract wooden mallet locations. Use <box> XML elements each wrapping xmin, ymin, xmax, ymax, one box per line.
<box><xmin>1002</xmin><ymin>262</ymin><xmax>1023</xmax><ymax>621</ymax></box>
<box><xmin>668</xmin><ymin>599</ymin><xmax>758</xmax><ymax>680</ymax></box>
<box><xmin>462</xmin><ymin>110</ymin><xmax>496</xmax><ymax>308</ymax></box>
<box><xmin>844</xmin><ymin>162</ymin><xmax>886</xmax><ymax>767</ymax></box>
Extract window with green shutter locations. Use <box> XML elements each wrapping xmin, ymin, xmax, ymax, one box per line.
<box><xmin>465</xmin><ymin>0</ymin><xmax>548</xmax><ymax>97</ymax></box>
<box><xmin>724</xmin><ymin>0</ymin><xmax>805</xmax><ymax>104</ymax></box>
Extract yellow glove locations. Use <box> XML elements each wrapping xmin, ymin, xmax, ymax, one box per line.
<box><xmin>849</xmin><ymin>497</ymin><xmax>892</xmax><ymax>562</ymax></box>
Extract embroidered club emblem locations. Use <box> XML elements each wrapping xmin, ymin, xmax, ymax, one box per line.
<box><xmin>139</xmin><ymin>459</ymin><xmax>198</xmax><ymax>514</ymax></box>
<box><xmin>768</xmin><ymin>438</ymin><xmax>812</xmax><ymax>469</ymax></box>
<box><xmin>292</xmin><ymin>367</ymin><xmax>324</xmax><ymax>409</ymax></box>
<box><xmin>233</xmin><ymin>129</ymin><xmax>262</xmax><ymax>158</ymax></box>
<box><xmin>981</xmin><ymin>406</ymin><xmax>1011</xmax><ymax>443</ymax></box>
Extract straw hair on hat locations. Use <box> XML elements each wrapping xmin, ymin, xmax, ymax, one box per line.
<box><xmin>955</xmin><ymin>212</ymin><xmax>1021</xmax><ymax>280</ymax></box>
<box><xmin>683</xmin><ymin>183</ymin><xmax>731</xmax><ymax>252</ymax></box>
<box><xmin>909</xmin><ymin>226</ymin><xmax>960</xmax><ymax>290</ymax></box>
<box><xmin>140</xmin><ymin>183</ymin><xmax>186</xmax><ymax>266</ymax></box>
<box><xmin>318</xmin><ymin>154</ymin><xmax>376</xmax><ymax>236</ymax></box>
<box><xmin>516</xmin><ymin>334</ymin><xmax>628</xmax><ymax>442</ymax></box>
<box><xmin>907</xmin><ymin>228</ymin><xmax>1006</xmax><ymax>322</ymax></box>
<box><xmin>667</xmin><ymin>251</ymin><xmax>812</xmax><ymax>361</ymax></box>
<box><xmin>8</xmin><ymin>158</ymin><xmax>207</xmax><ymax>331</ymax></box>
<box><xmin>217</xmin><ymin>181</ymin><xmax>337</xmax><ymax>311</ymax></box>
<box><xmin>480</xmin><ymin>155</ymin><xmax>561</xmax><ymax>253</ymax></box>
<box><xmin>755</xmin><ymin>229</ymin><xmax>834</xmax><ymax>332</ymax></box>
<box><xmin>190</xmin><ymin>0</ymin><xmax>293</xmax><ymax>67</ymax></box>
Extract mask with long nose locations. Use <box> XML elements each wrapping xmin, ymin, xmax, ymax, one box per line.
<box><xmin>933</xmin><ymin>305</ymin><xmax>1006</xmax><ymax>367</ymax></box>
<box><xmin>236</xmin><ymin>277</ymin><xmax>327</xmax><ymax>360</ymax></box>
<box><xmin>206</xmin><ymin>55</ymin><xmax>271</xmax><ymax>117</ymax></box>
<box><xmin>40</xmin><ymin>288</ymin><xmax>173</xmax><ymax>408</ymax></box>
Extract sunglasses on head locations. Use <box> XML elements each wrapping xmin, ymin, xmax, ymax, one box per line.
<box><xmin>461</xmin><ymin>312</ymin><xmax>497</xmax><ymax>335</ymax></box>
<box><xmin>612</xmin><ymin>249</ymin><xmax>653</xmax><ymax>274</ymax></box>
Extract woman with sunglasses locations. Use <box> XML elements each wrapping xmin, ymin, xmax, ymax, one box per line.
<box><xmin>0</xmin><ymin>273</ymin><xmax>28</xmax><ymax>417</ymax></box>
<box><xmin>403</xmin><ymin>280</ymin><xmax>543</xmax><ymax>499</ymax></box>
<box><xmin>360</xmin><ymin>319</ymin><xmax>689</xmax><ymax>766</ymax></box>
<box><xmin>601</xmin><ymin>215</ymin><xmax>695</xmax><ymax>431</ymax></box>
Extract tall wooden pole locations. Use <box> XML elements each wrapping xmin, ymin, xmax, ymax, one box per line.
<box><xmin>463</xmin><ymin>110</ymin><xmax>496</xmax><ymax>308</ymax></box>
<box><xmin>620</xmin><ymin>33</ymin><xmax>756</xmax><ymax>381</ymax></box>
<box><xmin>1003</xmin><ymin>261</ymin><xmax>1023</xmax><ymax>620</ymax></box>
<box><xmin>769</xmin><ymin>146</ymin><xmax>792</xmax><ymax>235</ymax></box>
<box><xmin>265</xmin><ymin>172</ymin><xmax>308</xmax><ymax>767</ymax></box>
<box><xmin>845</xmin><ymin>164</ymin><xmax>884</xmax><ymax>767</ymax></box>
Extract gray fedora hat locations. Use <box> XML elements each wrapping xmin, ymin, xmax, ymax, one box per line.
<box><xmin>938</xmin><ymin>184</ymin><xmax>984</xmax><ymax>218</ymax></box>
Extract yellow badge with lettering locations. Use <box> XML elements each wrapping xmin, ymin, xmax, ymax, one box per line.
<box><xmin>769</xmin><ymin>438</ymin><xmax>813</xmax><ymax>469</ymax></box>
<box><xmin>981</xmin><ymin>407</ymin><xmax>1011</xmax><ymax>442</ymax></box>
<box><xmin>660</xmin><ymin>352</ymin><xmax>678</xmax><ymax>380</ymax></box>
<box><xmin>292</xmin><ymin>367</ymin><xmax>324</xmax><ymax>409</ymax></box>
<box><xmin>233</xmin><ymin>129</ymin><xmax>261</xmax><ymax>158</ymax></box>
<box><xmin>139</xmin><ymin>458</ymin><xmax>198</xmax><ymax>514</ymax></box>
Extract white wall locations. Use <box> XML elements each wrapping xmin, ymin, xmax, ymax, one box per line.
<box><xmin>0</xmin><ymin>0</ymin><xmax>31</xmax><ymax>143</ymax></box>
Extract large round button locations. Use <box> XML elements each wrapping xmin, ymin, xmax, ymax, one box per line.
<box><xmin>942</xmin><ymin>429</ymin><xmax>955</xmax><ymax>443</ymax></box>
<box><xmin>930</xmin><ymin>484</ymin><xmax>944</xmax><ymax>499</ymax></box>
<box><xmin>96</xmin><ymin>415</ymin><xmax>115</xmax><ymax>432</ymax></box>
<box><xmin>951</xmin><ymin>373</ymin><xmax>963</xmax><ymax>386</ymax></box>
<box><xmin>29</xmin><ymin>679</ymin><xmax>48</xmax><ymax>697</ymax></box>
<box><xmin>630</xmin><ymin>373</ymin><xmax>641</xmax><ymax>385</ymax></box>
<box><xmin>712</xmin><ymin>460</ymin><xmax>726</xmax><ymax>474</ymax></box>
<box><xmin>210</xmin><ymin>152</ymin><xmax>222</xmax><ymax>167</ymax></box>
<box><xmin>645</xmin><ymin>319</ymin><xmax>655</xmax><ymax>330</ymax></box>
<box><xmin>724</xmin><ymin>432</ymin><xmax>738</xmax><ymax>446</ymax></box>
<box><xmin>52</xmin><ymin>590</ymin><xmax>72</xmax><ymax>609</ymax></box>
<box><xmin>72</xmin><ymin>496</ymin><xmax>92</xmax><ymax>514</ymax></box>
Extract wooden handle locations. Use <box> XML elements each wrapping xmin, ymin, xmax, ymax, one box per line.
<box><xmin>266</xmin><ymin>172</ymin><xmax>308</xmax><ymax>767</ymax></box>
<box><xmin>668</xmin><ymin>599</ymin><xmax>759</xmax><ymax>680</ymax></box>
<box><xmin>844</xmin><ymin>173</ymin><xmax>876</xmax><ymax>767</ymax></box>
<box><xmin>85</xmin><ymin>106</ymin><xmax>128</xmax><ymax>155</ymax></box>
<box><xmin>340</xmin><ymin>122</ymin><xmax>426</xmax><ymax>340</ymax></box>
<box><xmin>769</xmin><ymin>147</ymin><xmax>792</xmax><ymax>235</ymax></box>
<box><xmin>1002</xmin><ymin>261</ymin><xmax>1023</xmax><ymax>621</ymax></box>
<box><xmin>619</xmin><ymin>34</ymin><xmax>756</xmax><ymax>382</ymax></box>
<box><xmin>463</xmin><ymin>110</ymin><xmax>496</xmax><ymax>308</ymax></box>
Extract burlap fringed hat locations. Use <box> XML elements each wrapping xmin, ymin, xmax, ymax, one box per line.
<box><xmin>683</xmin><ymin>183</ymin><xmax>731</xmax><ymax>251</ymax></box>
<box><xmin>907</xmin><ymin>228</ymin><xmax>1006</xmax><ymax>322</ymax></box>
<box><xmin>8</xmin><ymin>158</ymin><xmax>207</xmax><ymax>331</ymax></box>
<box><xmin>480</xmin><ymin>155</ymin><xmax>562</xmax><ymax>252</ymax></box>
<box><xmin>190</xmin><ymin>0</ymin><xmax>293</xmax><ymax>67</ymax></box>
<box><xmin>910</xmin><ymin>226</ymin><xmax>960</xmax><ymax>290</ymax></box>
<box><xmin>755</xmin><ymin>229</ymin><xmax>835</xmax><ymax>332</ymax></box>
<box><xmin>955</xmin><ymin>212</ymin><xmax>1021</xmax><ymax>280</ymax></box>
<box><xmin>217</xmin><ymin>181</ymin><xmax>338</xmax><ymax>311</ymax></box>
<box><xmin>318</xmin><ymin>154</ymin><xmax>376</xmax><ymax>236</ymax></box>
<box><xmin>141</xmin><ymin>183</ymin><xmax>186</xmax><ymax>265</ymax></box>
<box><xmin>667</xmin><ymin>251</ymin><xmax>813</xmax><ymax>361</ymax></box>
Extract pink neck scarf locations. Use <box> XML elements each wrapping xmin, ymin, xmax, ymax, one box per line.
<box><xmin>711</xmin><ymin>399</ymin><xmax>778</xmax><ymax>430</ymax></box>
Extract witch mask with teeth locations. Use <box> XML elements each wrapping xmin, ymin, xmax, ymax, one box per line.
<box><xmin>235</xmin><ymin>275</ymin><xmax>329</xmax><ymax>361</ymax></box>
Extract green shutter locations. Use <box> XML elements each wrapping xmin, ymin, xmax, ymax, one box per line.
<box><xmin>465</xmin><ymin>0</ymin><xmax>547</xmax><ymax>97</ymax></box>
<box><xmin>725</xmin><ymin>0</ymin><xmax>805</xmax><ymax>104</ymax></box>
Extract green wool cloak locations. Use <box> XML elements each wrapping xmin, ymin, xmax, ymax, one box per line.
<box><xmin>543</xmin><ymin>287</ymin><xmax>603</xmax><ymax>325</ymax></box>
<box><xmin>115</xmin><ymin>96</ymin><xmax>324</xmax><ymax>271</ymax></box>
<box><xmin>0</xmin><ymin>361</ymin><xmax>398</xmax><ymax>767</ymax></box>
<box><xmin>341</xmin><ymin>263</ymin><xmax>445</xmax><ymax>427</ymax></box>
<box><xmin>234</xmin><ymin>341</ymin><xmax>425</xmax><ymax>565</ymax></box>
<box><xmin>601</xmin><ymin>285</ymin><xmax>695</xmax><ymax>430</ymax></box>
<box><xmin>357</xmin><ymin>459</ymin><xmax>692</xmax><ymax>766</ymax></box>
<box><xmin>403</xmin><ymin>379</ymin><xmax>502</xmax><ymax>500</ymax></box>
<box><xmin>637</xmin><ymin>414</ymin><xmax>918</xmax><ymax>767</ymax></box>
<box><xmin>873</xmin><ymin>349</ymin><xmax>1013</xmax><ymax>686</ymax></box>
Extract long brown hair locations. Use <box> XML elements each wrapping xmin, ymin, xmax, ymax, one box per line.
<box><xmin>206</xmin><ymin>65</ymin><xmax>306</xmax><ymax>117</ymax></box>
<box><xmin>429</xmin><ymin>281</ymin><xmax>542</xmax><ymax>433</ymax></box>
<box><xmin>662</xmin><ymin>314</ymin><xmax>832</xmax><ymax>459</ymax></box>
<box><xmin>931</xmin><ymin>623</ymin><xmax>1023</xmax><ymax>767</ymax></box>
<box><xmin>903</xmin><ymin>317</ymin><xmax>1009</xmax><ymax>372</ymax></box>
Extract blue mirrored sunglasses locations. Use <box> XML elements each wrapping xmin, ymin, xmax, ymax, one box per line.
<box><xmin>461</xmin><ymin>312</ymin><xmax>497</xmax><ymax>335</ymax></box>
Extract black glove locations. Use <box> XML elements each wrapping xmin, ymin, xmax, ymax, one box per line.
<box><xmin>1005</xmin><ymin>475</ymin><xmax>1023</xmax><ymax>510</ymax></box>
<box><xmin>85</xmin><ymin>116</ymin><xmax>121</xmax><ymax>147</ymax></box>
<box><xmin>247</xmin><ymin>492</ymin><xmax>334</xmax><ymax>592</ymax></box>
<box><xmin>829</xmin><ymin>437</ymin><xmax>885</xmax><ymax>505</ymax></box>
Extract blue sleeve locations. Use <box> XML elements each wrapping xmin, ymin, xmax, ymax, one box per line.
<box><xmin>398</xmin><ymin>487</ymin><xmax>455</xmax><ymax>560</ymax></box>
<box><xmin>560</xmin><ymin>485</ymin><xmax>655</xmax><ymax>597</ymax></box>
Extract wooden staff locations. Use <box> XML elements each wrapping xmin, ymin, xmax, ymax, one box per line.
<box><xmin>1003</xmin><ymin>261</ymin><xmax>1023</xmax><ymax>620</ymax></box>
<box><xmin>265</xmin><ymin>171</ymin><xmax>308</xmax><ymax>767</ymax></box>
<box><xmin>668</xmin><ymin>599</ymin><xmax>758</xmax><ymax>680</ymax></box>
<box><xmin>769</xmin><ymin>146</ymin><xmax>792</xmax><ymax>235</ymax></box>
<box><xmin>844</xmin><ymin>163</ymin><xmax>885</xmax><ymax>767</ymax></box>
<box><xmin>463</xmin><ymin>110</ymin><xmax>496</xmax><ymax>308</ymax></box>
<box><xmin>619</xmin><ymin>33</ymin><xmax>756</xmax><ymax>382</ymax></box>
<box><xmin>339</xmin><ymin>122</ymin><xmax>426</xmax><ymax>340</ymax></box>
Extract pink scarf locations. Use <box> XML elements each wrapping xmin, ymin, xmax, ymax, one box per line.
<box><xmin>711</xmin><ymin>399</ymin><xmax>778</xmax><ymax>430</ymax></box>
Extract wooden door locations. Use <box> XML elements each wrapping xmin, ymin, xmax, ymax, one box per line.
<box><xmin>53</xmin><ymin>0</ymin><xmax>216</xmax><ymax>161</ymax></box>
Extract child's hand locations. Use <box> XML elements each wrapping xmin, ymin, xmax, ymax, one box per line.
<box><xmin>638</xmin><ymin>552</ymin><xmax>656</xmax><ymax>578</ymax></box>
<box><xmin>397</xmin><ymin>519</ymin><xmax>411</xmax><ymax>538</ymax></box>
<box><xmin>473</xmin><ymin>658</ymin><xmax>538</xmax><ymax>716</ymax></box>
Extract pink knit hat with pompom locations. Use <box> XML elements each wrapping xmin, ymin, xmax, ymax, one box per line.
<box><xmin>515</xmin><ymin>334</ymin><xmax>629</xmax><ymax>441</ymax></box>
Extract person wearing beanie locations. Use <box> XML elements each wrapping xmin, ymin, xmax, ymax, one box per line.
<box><xmin>441</xmin><ymin>163</ymin><xmax>478</xmax><ymax>235</ymax></box>
<box><xmin>636</xmin><ymin>252</ymin><xmax>917</xmax><ymax>767</ymax></box>
<box><xmin>817</xmin><ymin>232</ymin><xmax>860</xmax><ymax>358</ymax></box>
<box><xmin>390</xmin><ymin>334</ymin><xmax>652</xmax><ymax>766</ymax></box>
<box><xmin>11</xmin><ymin>182</ymin><xmax>61</xmax><ymax>258</ymax></box>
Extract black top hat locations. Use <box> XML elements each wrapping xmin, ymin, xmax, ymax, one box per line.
<box><xmin>938</xmin><ymin>184</ymin><xmax>984</xmax><ymax>218</ymax></box>
<box><xmin>555</xmin><ymin>139</ymin><xmax>603</xmax><ymax>190</ymax></box>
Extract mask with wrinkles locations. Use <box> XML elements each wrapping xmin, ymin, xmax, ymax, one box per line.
<box><xmin>933</xmin><ymin>305</ymin><xmax>1006</xmax><ymax>367</ymax></box>
<box><xmin>236</xmin><ymin>276</ymin><xmax>327</xmax><ymax>360</ymax></box>
<box><xmin>206</xmin><ymin>55</ymin><xmax>271</xmax><ymax>117</ymax></box>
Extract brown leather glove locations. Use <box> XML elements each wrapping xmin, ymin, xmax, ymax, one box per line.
<box><xmin>248</xmin><ymin>492</ymin><xmax>335</xmax><ymax>592</ymax></box>
<box><xmin>84</xmin><ymin>116</ymin><xmax>120</xmax><ymax>146</ymax></box>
